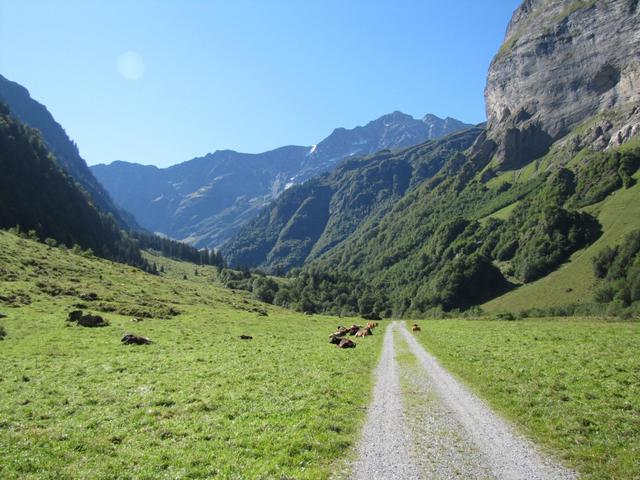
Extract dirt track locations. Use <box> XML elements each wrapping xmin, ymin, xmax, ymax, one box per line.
<box><xmin>351</xmin><ymin>321</ymin><xmax>577</xmax><ymax>480</ymax></box>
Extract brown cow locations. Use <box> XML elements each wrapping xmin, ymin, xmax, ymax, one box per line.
<box><xmin>332</xmin><ymin>327</ymin><xmax>348</xmax><ymax>338</ymax></box>
<box><xmin>411</xmin><ymin>324</ymin><xmax>421</xmax><ymax>332</ymax></box>
<box><xmin>356</xmin><ymin>327</ymin><xmax>373</xmax><ymax>337</ymax></box>
<box><xmin>347</xmin><ymin>324</ymin><xmax>361</xmax><ymax>336</ymax></box>
<box><xmin>337</xmin><ymin>338</ymin><xmax>356</xmax><ymax>348</ymax></box>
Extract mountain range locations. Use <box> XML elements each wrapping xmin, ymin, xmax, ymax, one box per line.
<box><xmin>91</xmin><ymin>112</ymin><xmax>472</xmax><ymax>247</ymax></box>
<box><xmin>222</xmin><ymin>0</ymin><xmax>640</xmax><ymax>316</ymax></box>
<box><xmin>1</xmin><ymin>0</ymin><xmax>638</xmax><ymax>317</ymax></box>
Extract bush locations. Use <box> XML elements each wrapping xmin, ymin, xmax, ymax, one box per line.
<box><xmin>252</xmin><ymin>277</ymin><xmax>279</xmax><ymax>304</ymax></box>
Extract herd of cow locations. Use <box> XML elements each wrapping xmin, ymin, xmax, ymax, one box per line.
<box><xmin>329</xmin><ymin>322</ymin><xmax>422</xmax><ymax>349</ymax></box>
<box><xmin>329</xmin><ymin>322</ymin><xmax>379</xmax><ymax>348</ymax></box>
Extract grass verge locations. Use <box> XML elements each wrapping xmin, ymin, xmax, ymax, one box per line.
<box><xmin>410</xmin><ymin>318</ymin><xmax>640</xmax><ymax>480</ymax></box>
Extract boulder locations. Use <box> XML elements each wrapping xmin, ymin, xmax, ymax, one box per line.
<box><xmin>67</xmin><ymin>310</ymin><xmax>83</xmax><ymax>322</ymax></box>
<box><xmin>77</xmin><ymin>314</ymin><xmax>109</xmax><ymax>327</ymax></box>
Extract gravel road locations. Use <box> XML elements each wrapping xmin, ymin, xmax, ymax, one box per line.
<box><xmin>351</xmin><ymin>322</ymin><xmax>421</xmax><ymax>479</ymax></box>
<box><xmin>351</xmin><ymin>321</ymin><xmax>577</xmax><ymax>480</ymax></box>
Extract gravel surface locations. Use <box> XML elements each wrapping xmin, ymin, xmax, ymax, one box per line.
<box><xmin>351</xmin><ymin>322</ymin><xmax>421</xmax><ymax>480</ymax></box>
<box><xmin>395</xmin><ymin>332</ymin><xmax>494</xmax><ymax>479</ymax></box>
<box><xmin>399</xmin><ymin>323</ymin><xmax>578</xmax><ymax>480</ymax></box>
<box><xmin>350</xmin><ymin>321</ymin><xmax>578</xmax><ymax>479</ymax></box>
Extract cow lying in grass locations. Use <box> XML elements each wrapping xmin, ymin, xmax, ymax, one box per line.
<box><xmin>412</xmin><ymin>324</ymin><xmax>421</xmax><ymax>332</ymax></box>
<box><xmin>355</xmin><ymin>327</ymin><xmax>373</xmax><ymax>337</ymax></box>
<box><xmin>337</xmin><ymin>338</ymin><xmax>355</xmax><ymax>348</ymax></box>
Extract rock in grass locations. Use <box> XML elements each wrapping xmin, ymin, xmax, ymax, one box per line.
<box><xmin>121</xmin><ymin>333</ymin><xmax>152</xmax><ymax>345</ymax></box>
<box><xmin>79</xmin><ymin>292</ymin><xmax>99</xmax><ymax>301</ymax></box>
<box><xmin>67</xmin><ymin>310</ymin><xmax>83</xmax><ymax>322</ymax></box>
<box><xmin>77</xmin><ymin>314</ymin><xmax>109</xmax><ymax>327</ymax></box>
<box><xmin>67</xmin><ymin>310</ymin><xmax>108</xmax><ymax>327</ymax></box>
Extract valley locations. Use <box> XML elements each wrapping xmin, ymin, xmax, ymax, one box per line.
<box><xmin>1</xmin><ymin>0</ymin><xmax>639</xmax><ymax>478</ymax></box>
<box><xmin>1</xmin><ymin>231</ymin><xmax>637</xmax><ymax>479</ymax></box>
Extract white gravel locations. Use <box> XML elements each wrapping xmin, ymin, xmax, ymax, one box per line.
<box><xmin>351</xmin><ymin>322</ymin><xmax>421</xmax><ymax>479</ymax></box>
<box><xmin>399</xmin><ymin>322</ymin><xmax>578</xmax><ymax>480</ymax></box>
<box><xmin>350</xmin><ymin>321</ymin><xmax>578</xmax><ymax>480</ymax></box>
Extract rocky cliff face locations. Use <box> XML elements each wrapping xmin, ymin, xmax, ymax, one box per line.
<box><xmin>485</xmin><ymin>0</ymin><xmax>640</xmax><ymax>169</ymax></box>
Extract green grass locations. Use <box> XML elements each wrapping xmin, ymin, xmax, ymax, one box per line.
<box><xmin>410</xmin><ymin>318</ymin><xmax>640</xmax><ymax>480</ymax></box>
<box><xmin>484</xmin><ymin>171</ymin><xmax>640</xmax><ymax>312</ymax></box>
<box><xmin>479</xmin><ymin>200</ymin><xmax>521</xmax><ymax>224</ymax></box>
<box><xmin>0</xmin><ymin>231</ymin><xmax>383</xmax><ymax>479</ymax></box>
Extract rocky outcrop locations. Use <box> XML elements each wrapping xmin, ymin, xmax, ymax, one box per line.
<box><xmin>486</xmin><ymin>0</ymin><xmax>640</xmax><ymax>169</ymax></box>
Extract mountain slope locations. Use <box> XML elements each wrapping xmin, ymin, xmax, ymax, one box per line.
<box><xmin>92</xmin><ymin>112</ymin><xmax>472</xmax><ymax>247</ymax></box>
<box><xmin>222</xmin><ymin>127</ymin><xmax>484</xmax><ymax>271</ymax></box>
<box><xmin>0</xmin><ymin>103</ymin><xmax>146</xmax><ymax>266</ymax></box>
<box><xmin>0</xmin><ymin>74</ymin><xmax>139</xmax><ymax>230</ymax></box>
<box><xmin>235</xmin><ymin>0</ymin><xmax>640</xmax><ymax>317</ymax></box>
<box><xmin>484</xmin><ymin>162</ymin><xmax>640</xmax><ymax>312</ymax></box>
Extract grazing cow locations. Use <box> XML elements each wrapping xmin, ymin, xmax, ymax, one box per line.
<box><xmin>337</xmin><ymin>338</ymin><xmax>356</xmax><ymax>348</ymax></box>
<box><xmin>239</xmin><ymin>335</ymin><xmax>253</xmax><ymax>340</ymax></box>
<box><xmin>412</xmin><ymin>324</ymin><xmax>421</xmax><ymax>332</ymax></box>
<box><xmin>121</xmin><ymin>333</ymin><xmax>152</xmax><ymax>345</ymax></box>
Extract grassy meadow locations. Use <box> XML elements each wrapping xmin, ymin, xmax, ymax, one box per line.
<box><xmin>0</xmin><ymin>231</ymin><xmax>383</xmax><ymax>479</ymax></box>
<box><xmin>410</xmin><ymin>318</ymin><xmax>640</xmax><ymax>480</ymax></box>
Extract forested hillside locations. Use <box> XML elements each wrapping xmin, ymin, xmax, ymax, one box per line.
<box><xmin>222</xmin><ymin>127</ymin><xmax>483</xmax><ymax>271</ymax></box>
<box><xmin>0</xmin><ymin>103</ymin><xmax>147</xmax><ymax>267</ymax></box>
<box><xmin>0</xmin><ymin>74</ymin><xmax>139</xmax><ymax>230</ymax></box>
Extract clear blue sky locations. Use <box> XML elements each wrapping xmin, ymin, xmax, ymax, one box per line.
<box><xmin>0</xmin><ymin>0</ymin><xmax>521</xmax><ymax>167</ymax></box>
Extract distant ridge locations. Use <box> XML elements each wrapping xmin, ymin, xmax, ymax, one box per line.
<box><xmin>92</xmin><ymin>111</ymin><xmax>473</xmax><ymax>247</ymax></box>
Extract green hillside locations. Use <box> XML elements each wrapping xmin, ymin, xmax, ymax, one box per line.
<box><xmin>484</xmin><ymin>169</ymin><xmax>640</xmax><ymax>312</ymax></box>
<box><xmin>222</xmin><ymin>128</ymin><xmax>483</xmax><ymax>272</ymax></box>
<box><xmin>0</xmin><ymin>231</ymin><xmax>382</xmax><ymax>479</ymax></box>
<box><xmin>0</xmin><ymin>105</ymin><xmax>147</xmax><ymax>269</ymax></box>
